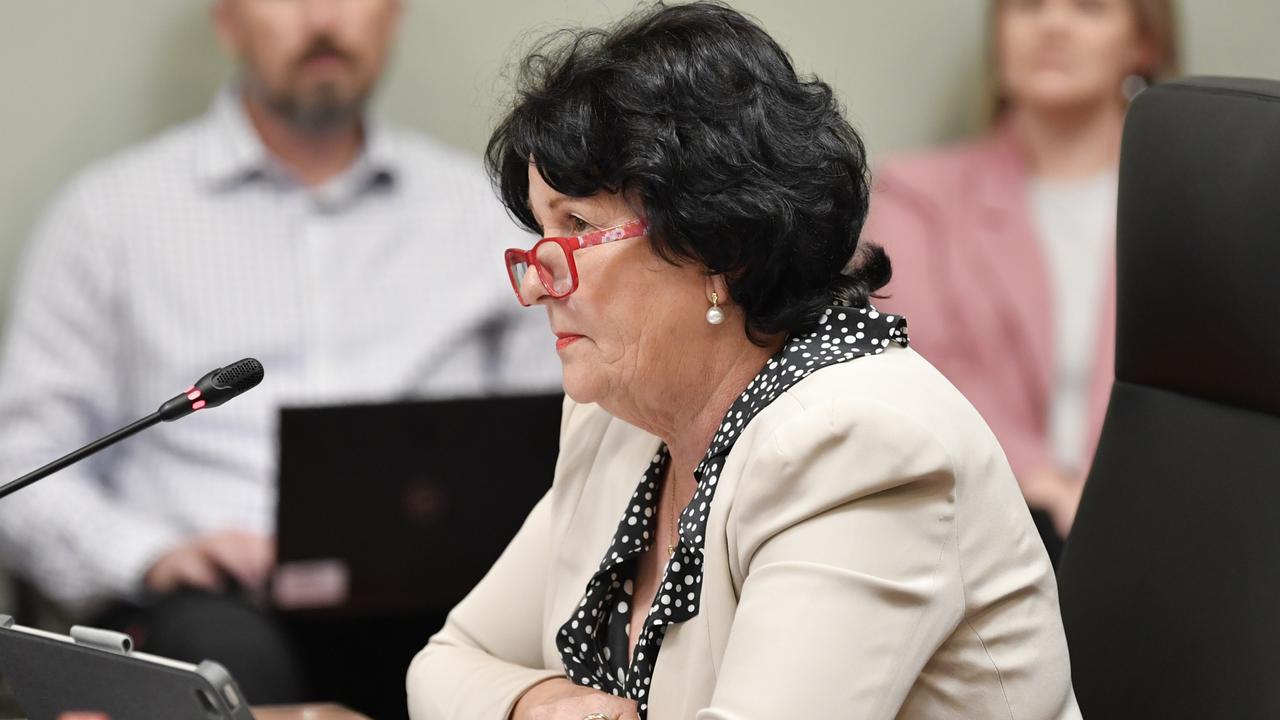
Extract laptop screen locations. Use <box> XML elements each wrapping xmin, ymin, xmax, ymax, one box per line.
<box><xmin>272</xmin><ymin>393</ymin><xmax>563</xmax><ymax>618</ymax></box>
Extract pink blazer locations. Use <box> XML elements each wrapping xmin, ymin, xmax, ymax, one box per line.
<box><xmin>862</xmin><ymin>126</ymin><xmax>1115</xmax><ymax>481</ymax></box>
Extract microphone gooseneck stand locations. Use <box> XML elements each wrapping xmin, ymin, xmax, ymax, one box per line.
<box><xmin>0</xmin><ymin>357</ymin><xmax>265</xmax><ymax>502</ymax></box>
<box><xmin>0</xmin><ymin>413</ymin><xmax>163</xmax><ymax>501</ymax></box>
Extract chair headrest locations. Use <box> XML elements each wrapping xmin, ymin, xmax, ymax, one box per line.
<box><xmin>1117</xmin><ymin>76</ymin><xmax>1280</xmax><ymax>417</ymax></box>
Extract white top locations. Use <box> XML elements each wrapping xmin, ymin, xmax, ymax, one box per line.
<box><xmin>0</xmin><ymin>88</ymin><xmax>562</xmax><ymax>613</ymax></box>
<box><xmin>1028</xmin><ymin>170</ymin><xmax>1118</xmax><ymax>471</ymax></box>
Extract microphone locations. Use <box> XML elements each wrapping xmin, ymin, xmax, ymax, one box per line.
<box><xmin>0</xmin><ymin>358</ymin><xmax>264</xmax><ymax>501</ymax></box>
<box><xmin>157</xmin><ymin>358</ymin><xmax>265</xmax><ymax>421</ymax></box>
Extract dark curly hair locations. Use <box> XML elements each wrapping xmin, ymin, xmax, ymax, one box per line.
<box><xmin>486</xmin><ymin>1</ymin><xmax>891</xmax><ymax>342</ymax></box>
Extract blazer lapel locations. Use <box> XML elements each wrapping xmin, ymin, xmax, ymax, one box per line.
<box><xmin>969</xmin><ymin>126</ymin><xmax>1055</xmax><ymax>415</ymax></box>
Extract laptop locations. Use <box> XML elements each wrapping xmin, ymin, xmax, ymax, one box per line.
<box><xmin>270</xmin><ymin>393</ymin><xmax>563</xmax><ymax>619</ymax></box>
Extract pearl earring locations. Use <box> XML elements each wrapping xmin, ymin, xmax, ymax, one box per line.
<box><xmin>1122</xmin><ymin>73</ymin><xmax>1148</xmax><ymax>101</ymax></box>
<box><xmin>705</xmin><ymin>292</ymin><xmax>725</xmax><ymax>325</ymax></box>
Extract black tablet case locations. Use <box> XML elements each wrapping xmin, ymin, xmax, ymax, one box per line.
<box><xmin>0</xmin><ymin>616</ymin><xmax>254</xmax><ymax>720</ymax></box>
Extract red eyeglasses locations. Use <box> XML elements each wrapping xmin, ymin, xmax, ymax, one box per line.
<box><xmin>504</xmin><ymin>219</ymin><xmax>648</xmax><ymax>306</ymax></box>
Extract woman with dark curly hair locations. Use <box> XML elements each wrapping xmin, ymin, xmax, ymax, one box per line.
<box><xmin>408</xmin><ymin>4</ymin><xmax>1079</xmax><ymax>719</ymax></box>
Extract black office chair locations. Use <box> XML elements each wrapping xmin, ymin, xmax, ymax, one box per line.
<box><xmin>1057</xmin><ymin>76</ymin><xmax>1280</xmax><ymax>718</ymax></box>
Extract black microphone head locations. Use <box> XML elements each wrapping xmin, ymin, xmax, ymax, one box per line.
<box><xmin>157</xmin><ymin>358</ymin><xmax>265</xmax><ymax>421</ymax></box>
<box><xmin>212</xmin><ymin>358</ymin><xmax>265</xmax><ymax>393</ymax></box>
<box><xmin>193</xmin><ymin>358</ymin><xmax>265</xmax><ymax>408</ymax></box>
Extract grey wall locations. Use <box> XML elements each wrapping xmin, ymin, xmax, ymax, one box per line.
<box><xmin>0</xmin><ymin>0</ymin><xmax>1277</xmax><ymax>325</ymax></box>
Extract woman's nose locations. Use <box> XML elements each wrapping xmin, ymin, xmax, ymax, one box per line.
<box><xmin>519</xmin><ymin>263</ymin><xmax>549</xmax><ymax>305</ymax></box>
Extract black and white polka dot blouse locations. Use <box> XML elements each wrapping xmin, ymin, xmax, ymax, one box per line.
<box><xmin>556</xmin><ymin>305</ymin><xmax>909</xmax><ymax>718</ymax></box>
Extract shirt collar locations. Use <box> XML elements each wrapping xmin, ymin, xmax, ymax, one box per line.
<box><xmin>194</xmin><ymin>84</ymin><xmax>401</xmax><ymax>193</ymax></box>
<box><xmin>361</xmin><ymin>116</ymin><xmax>400</xmax><ymax>181</ymax></box>
<box><xmin>194</xmin><ymin>85</ymin><xmax>269</xmax><ymax>187</ymax></box>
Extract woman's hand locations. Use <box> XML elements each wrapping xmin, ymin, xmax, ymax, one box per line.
<box><xmin>510</xmin><ymin>678</ymin><xmax>639</xmax><ymax>720</ymax></box>
<box><xmin>1021</xmin><ymin>466</ymin><xmax>1084</xmax><ymax>538</ymax></box>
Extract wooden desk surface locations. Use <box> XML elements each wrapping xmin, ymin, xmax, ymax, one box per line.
<box><xmin>51</xmin><ymin>709</ymin><xmax>369</xmax><ymax>720</ymax></box>
<box><xmin>48</xmin><ymin>703</ymin><xmax>370</xmax><ymax>720</ymax></box>
<box><xmin>251</xmin><ymin>704</ymin><xmax>372</xmax><ymax>720</ymax></box>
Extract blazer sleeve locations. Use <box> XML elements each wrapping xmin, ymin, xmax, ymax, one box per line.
<box><xmin>699</xmin><ymin>397</ymin><xmax>960</xmax><ymax>720</ymax></box>
<box><xmin>406</xmin><ymin>488</ymin><xmax>564</xmax><ymax>720</ymax></box>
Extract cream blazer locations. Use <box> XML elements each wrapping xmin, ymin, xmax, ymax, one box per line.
<box><xmin>407</xmin><ymin>346</ymin><xmax>1081</xmax><ymax>719</ymax></box>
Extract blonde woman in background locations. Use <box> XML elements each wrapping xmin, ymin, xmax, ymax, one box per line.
<box><xmin>865</xmin><ymin>0</ymin><xmax>1180</xmax><ymax>559</ymax></box>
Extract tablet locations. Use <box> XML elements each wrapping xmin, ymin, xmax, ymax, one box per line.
<box><xmin>0</xmin><ymin>615</ymin><xmax>253</xmax><ymax>720</ymax></box>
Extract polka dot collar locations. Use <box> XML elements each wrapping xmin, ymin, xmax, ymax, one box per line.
<box><xmin>557</xmin><ymin>305</ymin><xmax>909</xmax><ymax>717</ymax></box>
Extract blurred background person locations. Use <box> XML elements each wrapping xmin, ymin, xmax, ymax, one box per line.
<box><xmin>0</xmin><ymin>0</ymin><xmax>558</xmax><ymax>705</ymax></box>
<box><xmin>864</xmin><ymin>0</ymin><xmax>1181</xmax><ymax>559</ymax></box>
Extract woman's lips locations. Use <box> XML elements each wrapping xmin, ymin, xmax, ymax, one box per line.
<box><xmin>555</xmin><ymin>334</ymin><xmax>584</xmax><ymax>351</ymax></box>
